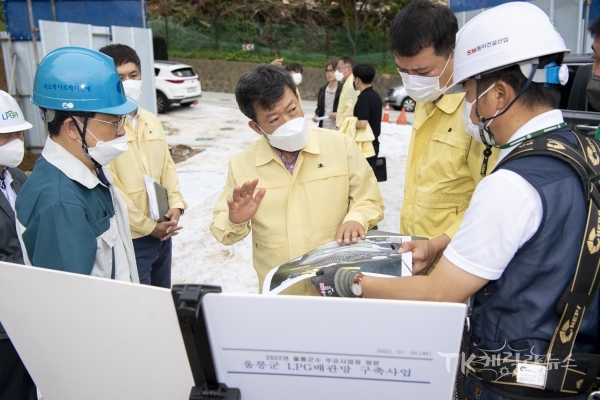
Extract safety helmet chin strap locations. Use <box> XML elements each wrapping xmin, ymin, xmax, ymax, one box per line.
<box><xmin>473</xmin><ymin>62</ymin><xmax>539</xmax><ymax>176</ymax></box>
<box><xmin>474</xmin><ymin>62</ymin><xmax>539</xmax><ymax>133</ymax></box>
<box><xmin>69</xmin><ymin>115</ymin><xmax>111</xmax><ymax>187</ymax></box>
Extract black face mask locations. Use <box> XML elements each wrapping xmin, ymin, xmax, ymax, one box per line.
<box><xmin>587</xmin><ymin>75</ymin><xmax>600</xmax><ymax>112</ymax></box>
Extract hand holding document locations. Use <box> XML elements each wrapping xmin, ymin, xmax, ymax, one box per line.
<box><xmin>143</xmin><ymin>175</ymin><xmax>170</xmax><ymax>222</ymax></box>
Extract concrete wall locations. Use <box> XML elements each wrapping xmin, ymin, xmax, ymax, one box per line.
<box><xmin>171</xmin><ymin>57</ymin><xmax>403</xmax><ymax>102</ymax></box>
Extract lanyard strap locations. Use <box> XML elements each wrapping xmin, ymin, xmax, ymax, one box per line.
<box><xmin>497</xmin><ymin>122</ymin><xmax>567</xmax><ymax>149</ymax></box>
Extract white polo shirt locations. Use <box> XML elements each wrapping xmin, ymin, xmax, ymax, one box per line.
<box><xmin>443</xmin><ymin>109</ymin><xmax>565</xmax><ymax>280</ymax></box>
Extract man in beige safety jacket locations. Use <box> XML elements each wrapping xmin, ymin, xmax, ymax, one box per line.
<box><xmin>100</xmin><ymin>44</ymin><xmax>187</xmax><ymax>288</ymax></box>
<box><xmin>334</xmin><ymin>56</ymin><xmax>360</xmax><ymax>129</ymax></box>
<box><xmin>391</xmin><ymin>0</ymin><xmax>498</xmax><ymax>273</ymax></box>
<box><xmin>211</xmin><ymin>64</ymin><xmax>384</xmax><ymax>295</ymax></box>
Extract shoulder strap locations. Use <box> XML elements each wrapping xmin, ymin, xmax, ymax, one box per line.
<box><xmin>496</xmin><ymin>132</ymin><xmax>600</xmax><ymax>204</ymax></box>
<box><xmin>496</xmin><ymin>131</ymin><xmax>600</xmax><ymax>393</ymax></box>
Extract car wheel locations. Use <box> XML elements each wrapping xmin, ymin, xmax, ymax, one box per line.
<box><xmin>156</xmin><ymin>92</ymin><xmax>169</xmax><ymax>114</ymax></box>
<box><xmin>401</xmin><ymin>97</ymin><xmax>416</xmax><ymax>112</ymax></box>
<box><xmin>180</xmin><ymin>102</ymin><xmax>193</xmax><ymax>107</ymax></box>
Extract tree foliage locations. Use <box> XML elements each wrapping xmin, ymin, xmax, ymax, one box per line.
<box><xmin>148</xmin><ymin>0</ymin><xmax>415</xmax><ymax>31</ymax></box>
<box><xmin>147</xmin><ymin>0</ymin><xmax>422</xmax><ymax>58</ymax></box>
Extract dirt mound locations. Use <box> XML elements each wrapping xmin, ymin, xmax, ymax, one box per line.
<box><xmin>169</xmin><ymin>144</ymin><xmax>203</xmax><ymax>164</ymax></box>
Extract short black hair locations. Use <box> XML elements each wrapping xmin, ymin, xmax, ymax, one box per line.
<box><xmin>590</xmin><ymin>16</ymin><xmax>600</xmax><ymax>39</ymax></box>
<box><xmin>339</xmin><ymin>56</ymin><xmax>356</xmax><ymax>69</ymax></box>
<box><xmin>235</xmin><ymin>64</ymin><xmax>297</xmax><ymax>122</ymax></box>
<box><xmin>353</xmin><ymin>63</ymin><xmax>376</xmax><ymax>84</ymax></box>
<box><xmin>99</xmin><ymin>44</ymin><xmax>141</xmax><ymax>71</ymax></box>
<box><xmin>285</xmin><ymin>62</ymin><xmax>303</xmax><ymax>74</ymax></box>
<box><xmin>325</xmin><ymin>60</ymin><xmax>337</xmax><ymax>71</ymax></box>
<box><xmin>389</xmin><ymin>0</ymin><xmax>457</xmax><ymax>58</ymax></box>
<box><xmin>477</xmin><ymin>53</ymin><xmax>564</xmax><ymax>110</ymax></box>
<box><xmin>47</xmin><ymin>112</ymin><xmax>96</xmax><ymax>137</ymax></box>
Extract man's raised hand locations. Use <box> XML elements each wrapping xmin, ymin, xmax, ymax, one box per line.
<box><xmin>227</xmin><ymin>179</ymin><xmax>266</xmax><ymax>224</ymax></box>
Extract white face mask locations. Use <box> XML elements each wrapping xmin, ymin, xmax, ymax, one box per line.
<box><xmin>462</xmin><ymin>84</ymin><xmax>496</xmax><ymax>145</ymax></box>
<box><xmin>122</xmin><ymin>79</ymin><xmax>143</xmax><ymax>104</ymax></box>
<box><xmin>398</xmin><ymin>55</ymin><xmax>452</xmax><ymax>103</ymax></box>
<box><xmin>334</xmin><ymin>70</ymin><xmax>344</xmax><ymax>82</ymax></box>
<box><xmin>85</xmin><ymin>133</ymin><xmax>128</xmax><ymax>166</ymax></box>
<box><xmin>292</xmin><ymin>73</ymin><xmax>302</xmax><ymax>85</ymax></box>
<box><xmin>0</xmin><ymin>139</ymin><xmax>24</xmax><ymax>168</ymax></box>
<box><xmin>258</xmin><ymin>116</ymin><xmax>309</xmax><ymax>152</ymax></box>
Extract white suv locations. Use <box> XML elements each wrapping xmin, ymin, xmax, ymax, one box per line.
<box><xmin>154</xmin><ymin>61</ymin><xmax>202</xmax><ymax>113</ymax></box>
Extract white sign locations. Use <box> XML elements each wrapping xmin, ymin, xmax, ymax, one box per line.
<box><xmin>203</xmin><ymin>293</ymin><xmax>467</xmax><ymax>399</ymax></box>
<box><xmin>0</xmin><ymin>261</ymin><xmax>194</xmax><ymax>400</ymax></box>
<box><xmin>242</xmin><ymin>43</ymin><xmax>255</xmax><ymax>51</ymax></box>
<box><xmin>516</xmin><ymin>363</ymin><xmax>547</xmax><ymax>387</ymax></box>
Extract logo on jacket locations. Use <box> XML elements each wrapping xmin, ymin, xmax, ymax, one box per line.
<box><xmin>1</xmin><ymin>110</ymin><xmax>18</xmax><ymax>120</ymax></box>
<box><xmin>559</xmin><ymin>305</ymin><xmax>581</xmax><ymax>343</ymax></box>
<box><xmin>472</xmin><ymin>382</ymin><xmax>482</xmax><ymax>397</ymax></box>
<box><xmin>547</xmin><ymin>139</ymin><xmax>566</xmax><ymax>150</ymax></box>
<box><xmin>585</xmin><ymin>138</ymin><xmax>600</xmax><ymax>166</ymax></box>
<box><xmin>587</xmin><ymin>212</ymin><xmax>600</xmax><ymax>254</ymax></box>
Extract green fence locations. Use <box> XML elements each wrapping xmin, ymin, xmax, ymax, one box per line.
<box><xmin>148</xmin><ymin>17</ymin><xmax>396</xmax><ymax>71</ymax></box>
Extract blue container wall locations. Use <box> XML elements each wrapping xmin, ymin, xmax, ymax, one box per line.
<box><xmin>4</xmin><ymin>0</ymin><xmax>145</xmax><ymax>40</ymax></box>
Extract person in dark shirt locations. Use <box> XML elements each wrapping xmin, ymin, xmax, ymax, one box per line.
<box><xmin>353</xmin><ymin>63</ymin><xmax>382</xmax><ymax>169</ymax></box>
<box><xmin>313</xmin><ymin>60</ymin><xmax>342</xmax><ymax>129</ymax></box>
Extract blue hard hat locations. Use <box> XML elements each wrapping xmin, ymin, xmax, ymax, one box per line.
<box><xmin>31</xmin><ymin>46</ymin><xmax>137</xmax><ymax>115</ymax></box>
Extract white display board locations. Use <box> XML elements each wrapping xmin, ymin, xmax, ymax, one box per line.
<box><xmin>0</xmin><ymin>261</ymin><xmax>194</xmax><ymax>400</ymax></box>
<box><xmin>203</xmin><ymin>293</ymin><xmax>467</xmax><ymax>400</ymax></box>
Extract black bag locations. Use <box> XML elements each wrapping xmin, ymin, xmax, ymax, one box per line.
<box><xmin>374</xmin><ymin>157</ymin><xmax>387</xmax><ymax>182</ymax></box>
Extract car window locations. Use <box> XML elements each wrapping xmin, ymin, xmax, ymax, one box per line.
<box><xmin>171</xmin><ymin>68</ymin><xmax>196</xmax><ymax>77</ymax></box>
<box><xmin>558</xmin><ymin>64</ymin><xmax>579</xmax><ymax>110</ymax></box>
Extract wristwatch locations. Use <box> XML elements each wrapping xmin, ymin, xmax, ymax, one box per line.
<box><xmin>351</xmin><ymin>272</ymin><xmax>365</xmax><ymax>298</ymax></box>
<box><xmin>179</xmin><ymin>208</ymin><xmax>185</xmax><ymax>215</ymax></box>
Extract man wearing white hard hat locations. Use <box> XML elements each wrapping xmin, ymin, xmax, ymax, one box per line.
<box><xmin>0</xmin><ymin>90</ymin><xmax>37</xmax><ymax>399</ymax></box>
<box><xmin>311</xmin><ymin>3</ymin><xmax>600</xmax><ymax>399</ymax></box>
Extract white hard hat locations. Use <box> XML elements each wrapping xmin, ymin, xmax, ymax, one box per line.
<box><xmin>452</xmin><ymin>2</ymin><xmax>570</xmax><ymax>86</ymax></box>
<box><xmin>0</xmin><ymin>90</ymin><xmax>32</xmax><ymax>133</ymax></box>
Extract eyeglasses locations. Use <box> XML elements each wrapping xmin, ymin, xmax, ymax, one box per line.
<box><xmin>325</xmin><ymin>69</ymin><xmax>335</xmax><ymax>73</ymax></box>
<box><xmin>88</xmin><ymin>115</ymin><xmax>127</xmax><ymax>133</ymax></box>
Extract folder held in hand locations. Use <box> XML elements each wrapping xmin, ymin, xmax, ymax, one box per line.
<box><xmin>143</xmin><ymin>175</ymin><xmax>170</xmax><ymax>222</ymax></box>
